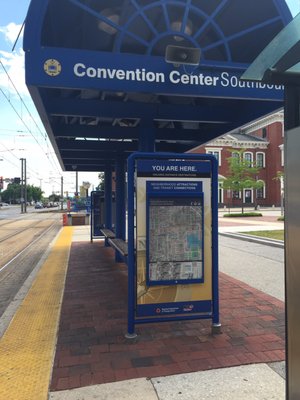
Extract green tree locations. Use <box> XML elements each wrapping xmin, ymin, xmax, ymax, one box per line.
<box><xmin>49</xmin><ymin>193</ymin><xmax>60</xmax><ymax>202</ymax></box>
<box><xmin>27</xmin><ymin>184</ymin><xmax>43</xmax><ymax>202</ymax></box>
<box><xmin>96</xmin><ymin>172</ymin><xmax>105</xmax><ymax>191</ymax></box>
<box><xmin>1</xmin><ymin>183</ymin><xmax>43</xmax><ymax>204</ymax></box>
<box><xmin>1</xmin><ymin>183</ymin><xmax>20</xmax><ymax>204</ymax></box>
<box><xmin>222</xmin><ymin>149</ymin><xmax>263</xmax><ymax>214</ymax></box>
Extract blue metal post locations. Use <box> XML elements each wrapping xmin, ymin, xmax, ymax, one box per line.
<box><xmin>211</xmin><ymin>156</ymin><xmax>221</xmax><ymax>334</ymax></box>
<box><xmin>90</xmin><ymin>192</ymin><xmax>94</xmax><ymax>242</ymax></box>
<box><xmin>104</xmin><ymin>165</ymin><xmax>113</xmax><ymax>246</ymax></box>
<box><xmin>126</xmin><ymin>154</ymin><xmax>137</xmax><ymax>338</ymax></box>
<box><xmin>115</xmin><ymin>157</ymin><xmax>126</xmax><ymax>261</ymax></box>
<box><xmin>139</xmin><ymin>122</ymin><xmax>155</xmax><ymax>152</ymax></box>
<box><xmin>104</xmin><ymin>165</ymin><xmax>112</xmax><ymax>229</ymax></box>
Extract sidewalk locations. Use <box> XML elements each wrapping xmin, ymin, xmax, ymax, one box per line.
<box><xmin>218</xmin><ymin>208</ymin><xmax>284</xmax><ymax>234</ymax></box>
<box><xmin>0</xmin><ymin>215</ymin><xmax>285</xmax><ymax>399</ymax></box>
<box><xmin>49</xmin><ymin>223</ymin><xmax>286</xmax><ymax>400</ymax></box>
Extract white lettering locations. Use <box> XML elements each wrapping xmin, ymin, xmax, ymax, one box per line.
<box><xmin>152</xmin><ymin>165</ymin><xmax>165</xmax><ymax>171</ymax></box>
<box><xmin>166</xmin><ymin>166</ymin><xmax>178</xmax><ymax>171</ymax></box>
<box><xmin>220</xmin><ymin>71</ymin><xmax>230</xmax><ymax>87</ymax></box>
<box><xmin>74</xmin><ymin>64</ymin><xmax>165</xmax><ymax>83</ymax></box>
<box><xmin>74</xmin><ymin>63</ymin><xmax>283</xmax><ymax>93</ymax></box>
<box><xmin>86</xmin><ymin>67</ymin><xmax>97</xmax><ymax>78</ymax></box>
<box><xmin>74</xmin><ymin>63</ymin><xmax>86</xmax><ymax>77</ymax></box>
<box><xmin>169</xmin><ymin>70</ymin><xmax>181</xmax><ymax>84</ymax></box>
<box><xmin>180</xmin><ymin>166</ymin><xmax>196</xmax><ymax>171</ymax></box>
<box><xmin>181</xmin><ymin>74</ymin><xmax>190</xmax><ymax>84</ymax></box>
<box><xmin>169</xmin><ymin>71</ymin><xmax>219</xmax><ymax>86</ymax></box>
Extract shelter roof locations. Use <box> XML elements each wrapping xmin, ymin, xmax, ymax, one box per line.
<box><xmin>242</xmin><ymin>11</ymin><xmax>300</xmax><ymax>85</ymax></box>
<box><xmin>23</xmin><ymin>0</ymin><xmax>292</xmax><ymax>172</ymax></box>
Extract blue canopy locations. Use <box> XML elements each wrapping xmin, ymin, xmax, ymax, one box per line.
<box><xmin>23</xmin><ymin>0</ymin><xmax>292</xmax><ymax>172</ymax></box>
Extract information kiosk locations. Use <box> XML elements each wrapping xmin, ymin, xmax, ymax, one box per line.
<box><xmin>126</xmin><ymin>152</ymin><xmax>220</xmax><ymax>337</ymax></box>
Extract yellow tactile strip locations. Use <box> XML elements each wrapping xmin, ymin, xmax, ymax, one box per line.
<box><xmin>0</xmin><ymin>226</ymin><xmax>73</xmax><ymax>400</ymax></box>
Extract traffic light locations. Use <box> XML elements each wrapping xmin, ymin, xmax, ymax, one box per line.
<box><xmin>13</xmin><ymin>177</ymin><xmax>21</xmax><ymax>184</ymax></box>
<box><xmin>0</xmin><ymin>176</ymin><xmax>3</xmax><ymax>190</ymax></box>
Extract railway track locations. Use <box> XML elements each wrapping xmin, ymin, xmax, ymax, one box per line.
<box><xmin>0</xmin><ymin>219</ymin><xmax>55</xmax><ymax>244</ymax></box>
<box><xmin>0</xmin><ymin>212</ymin><xmax>64</xmax><ymax>324</ymax></box>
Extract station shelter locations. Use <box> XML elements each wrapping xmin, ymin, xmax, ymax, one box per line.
<box><xmin>23</xmin><ymin>0</ymin><xmax>292</xmax><ymax>334</ymax></box>
<box><xmin>242</xmin><ymin>11</ymin><xmax>300</xmax><ymax>399</ymax></box>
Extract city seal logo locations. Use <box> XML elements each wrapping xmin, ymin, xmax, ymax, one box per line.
<box><xmin>44</xmin><ymin>59</ymin><xmax>61</xmax><ymax>76</ymax></box>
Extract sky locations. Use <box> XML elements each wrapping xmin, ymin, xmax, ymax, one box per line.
<box><xmin>0</xmin><ymin>0</ymin><xmax>100</xmax><ymax>196</ymax></box>
<box><xmin>0</xmin><ymin>0</ymin><xmax>300</xmax><ymax>197</ymax></box>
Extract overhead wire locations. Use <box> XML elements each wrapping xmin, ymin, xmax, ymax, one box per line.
<box><xmin>0</xmin><ymin>60</ymin><xmax>62</xmax><ymax>176</ymax></box>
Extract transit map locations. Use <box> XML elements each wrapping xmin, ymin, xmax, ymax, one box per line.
<box><xmin>148</xmin><ymin>196</ymin><xmax>203</xmax><ymax>283</ymax></box>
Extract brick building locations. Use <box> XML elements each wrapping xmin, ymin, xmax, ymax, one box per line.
<box><xmin>189</xmin><ymin>111</ymin><xmax>284</xmax><ymax>208</ymax></box>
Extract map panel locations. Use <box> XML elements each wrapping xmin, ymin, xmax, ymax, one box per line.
<box><xmin>148</xmin><ymin>196</ymin><xmax>203</xmax><ymax>283</ymax></box>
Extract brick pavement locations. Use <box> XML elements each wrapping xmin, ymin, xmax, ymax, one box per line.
<box><xmin>50</xmin><ymin>241</ymin><xmax>285</xmax><ymax>392</ymax></box>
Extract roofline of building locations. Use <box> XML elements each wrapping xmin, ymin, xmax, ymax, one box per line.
<box><xmin>241</xmin><ymin>109</ymin><xmax>283</xmax><ymax>135</ymax></box>
<box><xmin>189</xmin><ymin>109</ymin><xmax>282</xmax><ymax>152</ymax></box>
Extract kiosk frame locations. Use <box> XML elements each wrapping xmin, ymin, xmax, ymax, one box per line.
<box><xmin>126</xmin><ymin>152</ymin><xmax>220</xmax><ymax>338</ymax></box>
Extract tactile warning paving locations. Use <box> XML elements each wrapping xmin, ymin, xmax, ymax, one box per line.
<box><xmin>0</xmin><ymin>227</ymin><xmax>73</xmax><ymax>400</ymax></box>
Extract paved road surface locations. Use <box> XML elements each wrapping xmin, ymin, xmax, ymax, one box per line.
<box><xmin>219</xmin><ymin>236</ymin><xmax>284</xmax><ymax>301</ymax></box>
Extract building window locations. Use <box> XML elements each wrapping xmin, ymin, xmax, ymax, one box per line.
<box><xmin>279</xmin><ymin>144</ymin><xmax>284</xmax><ymax>167</ymax></box>
<box><xmin>256</xmin><ymin>152</ymin><xmax>265</xmax><ymax>168</ymax></box>
<box><xmin>206</xmin><ymin>149</ymin><xmax>221</xmax><ymax>166</ymax></box>
<box><xmin>256</xmin><ymin>181</ymin><xmax>265</xmax><ymax>199</ymax></box>
<box><xmin>244</xmin><ymin>152</ymin><xmax>253</xmax><ymax>166</ymax></box>
<box><xmin>262</xmin><ymin>127</ymin><xmax>267</xmax><ymax>138</ymax></box>
<box><xmin>233</xmin><ymin>190</ymin><xmax>240</xmax><ymax>199</ymax></box>
<box><xmin>218</xmin><ymin>182</ymin><xmax>223</xmax><ymax>203</ymax></box>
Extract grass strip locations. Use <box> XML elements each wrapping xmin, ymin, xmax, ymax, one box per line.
<box><xmin>242</xmin><ymin>230</ymin><xmax>284</xmax><ymax>241</ymax></box>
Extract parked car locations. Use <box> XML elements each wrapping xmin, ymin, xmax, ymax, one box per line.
<box><xmin>34</xmin><ymin>202</ymin><xmax>43</xmax><ymax>209</ymax></box>
<box><xmin>0</xmin><ymin>202</ymin><xmax>9</xmax><ymax>207</ymax></box>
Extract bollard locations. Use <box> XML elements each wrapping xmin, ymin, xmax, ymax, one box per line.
<box><xmin>62</xmin><ymin>213</ymin><xmax>67</xmax><ymax>226</ymax></box>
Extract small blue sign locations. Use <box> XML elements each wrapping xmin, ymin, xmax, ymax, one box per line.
<box><xmin>136</xmin><ymin>300</ymin><xmax>212</xmax><ymax>317</ymax></box>
<box><xmin>137</xmin><ymin>159</ymin><xmax>211</xmax><ymax>177</ymax></box>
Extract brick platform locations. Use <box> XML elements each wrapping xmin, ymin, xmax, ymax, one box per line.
<box><xmin>51</xmin><ymin>241</ymin><xmax>285</xmax><ymax>392</ymax></box>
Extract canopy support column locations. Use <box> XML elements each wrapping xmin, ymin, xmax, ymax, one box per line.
<box><xmin>139</xmin><ymin>121</ymin><xmax>155</xmax><ymax>152</ymax></box>
<box><xmin>115</xmin><ymin>157</ymin><xmax>126</xmax><ymax>262</ymax></box>
<box><xmin>104</xmin><ymin>165</ymin><xmax>112</xmax><ymax>230</ymax></box>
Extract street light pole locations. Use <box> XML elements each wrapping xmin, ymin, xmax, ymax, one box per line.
<box><xmin>20</xmin><ymin>158</ymin><xmax>27</xmax><ymax>213</ymax></box>
<box><xmin>75</xmin><ymin>171</ymin><xmax>78</xmax><ymax>195</ymax></box>
<box><xmin>24</xmin><ymin>158</ymin><xmax>27</xmax><ymax>213</ymax></box>
<box><xmin>61</xmin><ymin>176</ymin><xmax>64</xmax><ymax>210</ymax></box>
<box><xmin>0</xmin><ymin>159</ymin><xmax>3</xmax><ymax>202</ymax></box>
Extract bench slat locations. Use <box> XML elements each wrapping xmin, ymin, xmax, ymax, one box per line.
<box><xmin>108</xmin><ymin>238</ymin><xmax>128</xmax><ymax>256</ymax></box>
<box><xmin>100</xmin><ymin>229</ymin><xmax>115</xmax><ymax>238</ymax></box>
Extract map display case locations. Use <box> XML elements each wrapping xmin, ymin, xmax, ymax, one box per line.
<box><xmin>126</xmin><ymin>153</ymin><xmax>220</xmax><ymax>336</ymax></box>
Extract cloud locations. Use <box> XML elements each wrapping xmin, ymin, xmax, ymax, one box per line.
<box><xmin>0</xmin><ymin>22</ymin><xmax>23</xmax><ymax>45</ymax></box>
<box><xmin>0</xmin><ymin>22</ymin><xmax>28</xmax><ymax>96</ymax></box>
<box><xmin>0</xmin><ymin>48</ymin><xmax>29</xmax><ymax>97</ymax></box>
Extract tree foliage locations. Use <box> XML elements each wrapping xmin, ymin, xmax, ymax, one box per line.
<box><xmin>96</xmin><ymin>172</ymin><xmax>105</xmax><ymax>191</ymax></box>
<box><xmin>1</xmin><ymin>183</ymin><xmax>43</xmax><ymax>204</ymax></box>
<box><xmin>221</xmin><ymin>149</ymin><xmax>263</xmax><ymax>213</ymax></box>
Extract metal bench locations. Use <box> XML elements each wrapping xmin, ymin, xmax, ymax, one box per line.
<box><xmin>100</xmin><ymin>229</ymin><xmax>115</xmax><ymax>238</ymax></box>
<box><xmin>100</xmin><ymin>229</ymin><xmax>115</xmax><ymax>246</ymax></box>
<box><xmin>108</xmin><ymin>238</ymin><xmax>128</xmax><ymax>257</ymax></box>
